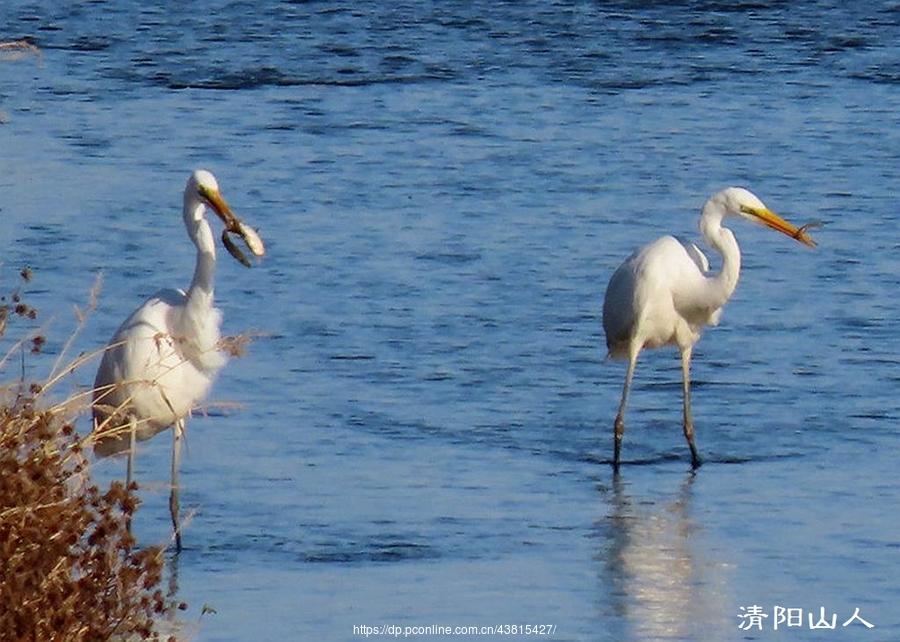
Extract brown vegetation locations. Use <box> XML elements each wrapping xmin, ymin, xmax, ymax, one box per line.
<box><xmin>0</xmin><ymin>271</ymin><xmax>175</xmax><ymax>641</ymax></box>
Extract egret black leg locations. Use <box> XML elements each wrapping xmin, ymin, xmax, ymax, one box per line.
<box><xmin>170</xmin><ymin>419</ymin><xmax>183</xmax><ymax>552</ymax></box>
<box><xmin>126</xmin><ymin>415</ymin><xmax>137</xmax><ymax>533</ymax></box>
<box><xmin>680</xmin><ymin>345</ymin><xmax>702</xmax><ymax>469</ymax></box>
<box><xmin>613</xmin><ymin>352</ymin><xmax>638</xmax><ymax>470</ymax></box>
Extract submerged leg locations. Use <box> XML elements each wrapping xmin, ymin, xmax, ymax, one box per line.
<box><xmin>680</xmin><ymin>344</ymin><xmax>702</xmax><ymax>469</ymax></box>
<box><xmin>170</xmin><ymin>419</ymin><xmax>184</xmax><ymax>552</ymax></box>
<box><xmin>613</xmin><ymin>351</ymin><xmax>638</xmax><ymax>471</ymax></box>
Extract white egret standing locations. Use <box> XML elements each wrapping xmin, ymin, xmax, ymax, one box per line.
<box><xmin>92</xmin><ymin>169</ymin><xmax>265</xmax><ymax>550</ymax></box>
<box><xmin>602</xmin><ymin>187</ymin><xmax>817</xmax><ymax>470</ymax></box>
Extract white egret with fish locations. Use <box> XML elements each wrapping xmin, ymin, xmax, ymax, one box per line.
<box><xmin>92</xmin><ymin>169</ymin><xmax>265</xmax><ymax>550</ymax></box>
<box><xmin>602</xmin><ymin>187</ymin><xmax>819</xmax><ymax>470</ymax></box>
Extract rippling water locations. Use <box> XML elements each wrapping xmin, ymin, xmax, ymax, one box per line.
<box><xmin>3</xmin><ymin>1</ymin><xmax>900</xmax><ymax>640</ymax></box>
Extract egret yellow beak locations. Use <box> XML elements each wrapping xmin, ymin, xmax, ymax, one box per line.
<box><xmin>741</xmin><ymin>204</ymin><xmax>818</xmax><ymax>248</ymax></box>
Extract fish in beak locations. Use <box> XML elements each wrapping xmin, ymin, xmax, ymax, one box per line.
<box><xmin>741</xmin><ymin>204</ymin><xmax>819</xmax><ymax>248</ymax></box>
<box><xmin>200</xmin><ymin>184</ymin><xmax>266</xmax><ymax>267</ymax></box>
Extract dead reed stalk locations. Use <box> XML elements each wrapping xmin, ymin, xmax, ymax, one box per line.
<box><xmin>0</xmin><ymin>271</ymin><xmax>175</xmax><ymax>641</ymax></box>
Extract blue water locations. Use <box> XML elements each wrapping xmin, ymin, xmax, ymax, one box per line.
<box><xmin>3</xmin><ymin>1</ymin><xmax>900</xmax><ymax>640</ymax></box>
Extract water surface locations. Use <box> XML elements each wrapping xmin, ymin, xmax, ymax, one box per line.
<box><xmin>2</xmin><ymin>2</ymin><xmax>900</xmax><ymax>640</ymax></box>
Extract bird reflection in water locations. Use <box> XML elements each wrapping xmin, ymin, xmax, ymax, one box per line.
<box><xmin>595</xmin><ymin>472</ymin><xmax>733</xmax><ymax>640</ymax></box>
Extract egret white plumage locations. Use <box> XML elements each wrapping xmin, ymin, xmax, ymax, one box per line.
<box><xmin>602</xmin><ymin>187</ymin><xmax>817</xmax><ymax>470</ymax></box>
<box><xmin>92</xmin><ymin>169</ymin><xmax>264</xmax><ymax>550</ymax></box>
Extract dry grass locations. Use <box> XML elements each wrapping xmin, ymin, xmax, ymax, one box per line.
<box><xmin>0</xmin><ymin>271</ymin><xmax>178</xmax><ymax>641</ymax></box>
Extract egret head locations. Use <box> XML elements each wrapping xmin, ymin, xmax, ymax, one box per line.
<box><xmin>710</xmin><ymin>187</ymin><xmax>818</xmax><ymax>248</ymax></box>
<box><xmin>186</xmin><ymin>169</ymin><xmax>229</xmax><ymax>222</ymax></box>
<box><xmin>185</xmin><ymin>169</ymin><xmax>266</xmax><ymax>266</ymax></box>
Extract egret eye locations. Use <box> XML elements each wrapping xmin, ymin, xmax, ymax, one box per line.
<box><xmin>197</xmin><ymin>184</ymin><xmax>215</xmax><ymax>202</ymax></box>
